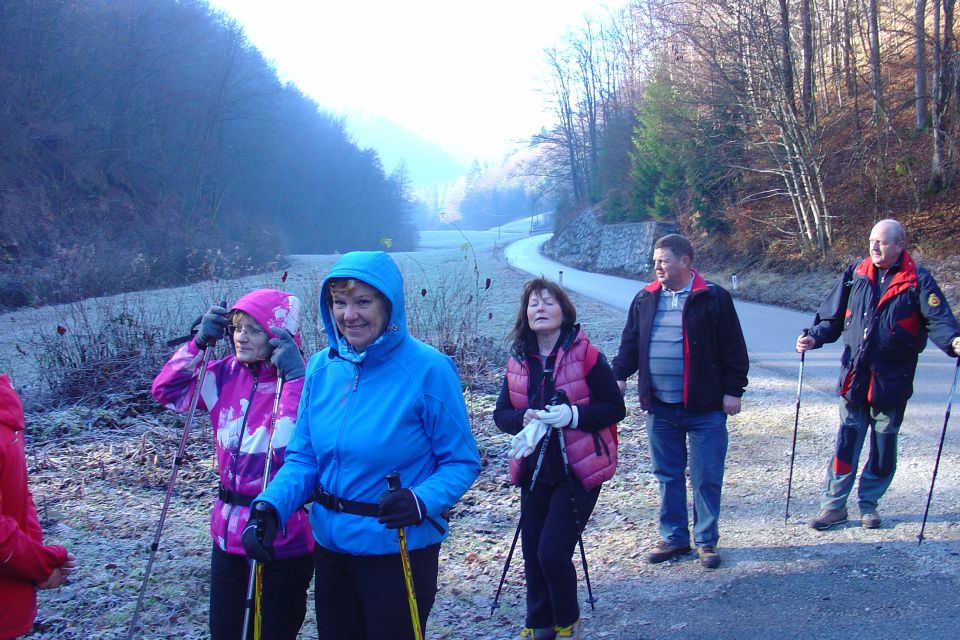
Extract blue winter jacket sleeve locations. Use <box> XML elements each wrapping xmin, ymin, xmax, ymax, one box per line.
<box><xmin>410</xmin><ymin>353</ymin><xmax>481</xmax><ymax>518</ymax></box>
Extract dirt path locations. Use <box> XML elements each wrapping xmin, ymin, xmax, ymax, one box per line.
<box><xmin>20</xmin><ymin>246</ymin><xmax>960</xmax><ymax>639</ymax></box>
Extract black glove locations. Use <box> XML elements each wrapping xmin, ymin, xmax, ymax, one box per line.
<box><xmin>242</xmin><ymin>501</ymin><xmax>279</xmax><ymax>564</ymax></box>
<box><xmin>269</xmin><ymin>327</ymin><xmax>305</xmax><ymax>381</ymax></box>
<box><xmin>377</xmin><ymin>488</ymin><xmax>425</xmax><ymax>529</ymax></box>
<box><xmin>195</xmin><ymin>305</ymin><xmax>229</xmax><ymax>348</ymax></box>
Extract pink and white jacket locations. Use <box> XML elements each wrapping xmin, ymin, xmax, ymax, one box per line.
<box><xmin>151</xmin><ymin>289</ymin><xmax>314</xmax><ymax>559</ymax></box>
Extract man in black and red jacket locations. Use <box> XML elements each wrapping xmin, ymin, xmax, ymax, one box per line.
<box><xmin>613</xmin><ymin>234</ymin><xmax>748</xmax><ymax>569</ymax></box>
<box><xmin>798</xmin><ymin>219</ymin><xmax>960</xmax><ymax>531</ymax></box>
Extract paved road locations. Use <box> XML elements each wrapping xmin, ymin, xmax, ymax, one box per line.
<box><xmin>504</xmin><ymin>233</ymin><xmax>960</xmax><ymax>443</ymax></box>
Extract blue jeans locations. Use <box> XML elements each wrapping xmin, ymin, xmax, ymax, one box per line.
<box><xmin>647</xmin><ymin>401</ymin><xmax>728</xmax><ymax>547</ymax></box>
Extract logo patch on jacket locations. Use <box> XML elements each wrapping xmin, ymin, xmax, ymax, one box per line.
<box><xmin>928</xmin><ymin>293</ymin><xmax>941</xmax><ymax>308</ymax></box>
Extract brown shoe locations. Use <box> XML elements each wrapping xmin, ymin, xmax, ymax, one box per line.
<box><xmin>861</xmin><ymin>508</ymin><xmax>881</xmax><ymax>529</ymax></box>
<box><xmin>646</xmin><ymin>539</ymin><xmax>692</xmax><ymax>564</ymax></box>
<box><xmin>807</xmin><ymin>508</ymin><xmax>848</xmax><ymax>531</ymax></box>
<box><xmin>697</xmin><ymin>545</ymin><xmax>721</xmax><ymax>569</ymax></box>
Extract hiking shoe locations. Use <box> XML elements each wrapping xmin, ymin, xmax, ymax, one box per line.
<box><xmin>807</xmin><ymin>508</ymin><xmax>848</xmax><ymax>531</ymax></box>
<box><xmin>861</xmin><ymin>508</ymin><xmax>882</xmax><ymax>529</ymax></box>
<box><xmin>697</xmin><ymin>545</ymin><xmax>721</xmax><ymax>569</ymax></box>
<box><xmin>646</xmin><ymin>539</ymin><xmax>692</xmax><ymax>563</ymax></box>
<box><xmin>555</xmin><ymin>620</ymin><xmax>580</xmax><ymax>638</ymax></box>
<box><xmin>519</xmin><ymin>627</ymin><xmax>556</xmax><ymax>640</ymax></box>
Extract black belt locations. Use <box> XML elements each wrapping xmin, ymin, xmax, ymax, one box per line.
<box><xmin>218</xmin><ymin>484</ymin><xmax>256</xmax><ymax>508</ymax></box>
<box><xmin>313</xmin><ymin>488</ymin><xmax>447</xmax><ymax>534</ymax></box>
<box><xmin>313</xmin><ymin>489</ymin><xmax>379</xmax><ymax>517</ymax></box>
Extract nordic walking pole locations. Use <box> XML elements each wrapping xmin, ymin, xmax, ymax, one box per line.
<box><xmin>555</xmin><ymin>422</ymin><xmax>597</xmax><ymax>611</ymax></box>
<box><xmin>386</xmin><ymin>472</ymin><xmax>424</xmax><ymax>640</ymax></box>
<box><xmin>490</xmin><ymin>425</ymin><xmax>553</xmax><ymax>617</ymax></box>
<box><xmin>241</xmin><ymin>377</ymin><xmax>285</xmax><ymax>639</ymax></box>
<box><xmin>127</xmin><ymin>306</ymin><xmax>223</xmax><ymax>640</ymax></box>
<box><xmin>918</xmin><ymin>357</ymin><xmax>960</xmax><ymax>545</ymax></box>
<box><xmin>785</xmin><ymin>329</ymin><xmax>808</xmax><ymax>524</ymax></box>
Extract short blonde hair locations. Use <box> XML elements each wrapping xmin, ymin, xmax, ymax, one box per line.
<box><xmin>328</xmin><ymin>278</ymin><xmax>372</xmax><ymax>302</ymax></box>
<box><xmin>326</xmin><ymin>278</ymin><xmax>392</xmax><ymax>317</ymax></box>
<box><xmin>229</xmin><ymin>310</ymin><xmax>259</xmax><ymax>329</ymax></box>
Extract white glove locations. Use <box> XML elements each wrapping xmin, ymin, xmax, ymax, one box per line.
<box><xmin>509</xmin><ymin>418</ymin><xmax>548</xmax><ymax>460</ymax></box>
<box><xmin>539</xmin><ymin>403</ymin><xmax>577</xmax><ymax>428</ymax></box>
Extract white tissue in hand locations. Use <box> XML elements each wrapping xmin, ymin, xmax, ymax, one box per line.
<box><xmin>508</xmin><ymin>418</ymin><xmax>548</xmax><ymax>460</ymax></box>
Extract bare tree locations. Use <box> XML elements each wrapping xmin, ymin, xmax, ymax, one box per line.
<box><xmin>917</xmin><ymin>0</ymin><xmax>930</xmax><ymax>129</ymax></box>
<box><xmin>929</xmin><ymin>0</ymin><xmax>957</xmax><ymax>191</ymax></box>
<box><xmin>867</xmin><ymin>0</ymin><xmax>884</xmax><ymax>119</ymax></box>
<box><xmin>801</xmin><ymin>0</ymin><xmax>816</xmax><ymax>124</ymax></box>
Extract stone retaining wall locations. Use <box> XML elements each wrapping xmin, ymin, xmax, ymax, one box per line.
<box><xmin>543</xmin><ymin>208</ymin><xmax>677</xmax><ymax>278</ymax></box>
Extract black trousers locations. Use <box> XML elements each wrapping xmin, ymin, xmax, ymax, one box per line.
<box><xmin>312</xmin><ymin>542</ymin><xmax>440</xmax><ymax>640</ymax></box>
<box><xmin>209</xmin><ymin>544</ymin><xmax>313</xmax><ymax>640</ymax></box>
<box><xmin>520</xmin><ymin>480</ymin><xmax>600</xmax><ymax>629</ymax></box>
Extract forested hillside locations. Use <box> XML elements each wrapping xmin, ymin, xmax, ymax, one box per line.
<box><xmin>530</xmin><ymin>0</ymin><xmax>960</xmax><ymax>271</ymax></box>
<box><xmin>0</xmin><ymin>0</ymin><xmax>417</xmax><ymax>309</ymax></box>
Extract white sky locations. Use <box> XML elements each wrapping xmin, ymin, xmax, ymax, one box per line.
<box><xmin>206</xmin><ymin>0</ymin><xmax>626</xmax><ymax>164</ymax></box>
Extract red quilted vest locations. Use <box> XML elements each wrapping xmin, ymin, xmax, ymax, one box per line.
<box><xmin>505</xmin><ymin>329</ymin><xmax>618</xmax><ymax>490</ymax></box>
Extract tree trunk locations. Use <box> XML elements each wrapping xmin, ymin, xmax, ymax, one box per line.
<box><xmin>868</xmin><ymin>0</ymin><xmax>884</xmax><ymax>119</ymax></box>
<box><xmin>779</xmin><ymin>0</ymin><xmax>798</xmax><ymax>115</ymax></box>
<box><xmin>930</xmin><ymin>0</ymin><xmax>945</xmax><ymax>191</ymax></box>
<box><xmin>917</xmin><ymin>0</ymin><xmax>930</xmax><ymax>129</ymax></box>
<box><xmin>800</xmin><ymin>0</ymin><xmax>815</xmax><ymax>124</ymax></box>
<box><xmin>843</xmin><ymin>0</ymin><xmax>855</xmax><ymax>96</ymax></box>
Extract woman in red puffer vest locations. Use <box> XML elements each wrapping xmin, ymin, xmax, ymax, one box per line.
<box><xmin>493</xmin><ymin>278</ymin><xmax>625</xmax><ymax>640</ymax></box>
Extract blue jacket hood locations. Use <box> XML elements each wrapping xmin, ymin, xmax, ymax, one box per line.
<box><xmin>319</xmin><ymin>251</ymin><xmax>407</xmax><ymax>360</ymax></box>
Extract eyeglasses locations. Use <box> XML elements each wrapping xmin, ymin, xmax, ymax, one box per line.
<box><xmin>227</xmin><ymin>324</ymin><xmax>266</xmax><ymax>337</ymax></box>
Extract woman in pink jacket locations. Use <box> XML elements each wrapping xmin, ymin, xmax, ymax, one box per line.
<box><xmin>1</xmin><ymin>374</ymin><xmax>75</xmax><ymax>640</ymax></box>
<box><xmin>151</xmin><ymin>289</ymin><xmax>313</xmax><ymax>640</ymax></box>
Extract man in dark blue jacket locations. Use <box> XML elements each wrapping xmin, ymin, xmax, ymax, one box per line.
<box><xmin>798</xmin><ymin>219</ymin><xmax>960</xmax><ymax>530</ymax></box>
<box><xmin>613</xmin><ymin>234</ymin><xmax>748</xmax><ymax>569</ymax></box>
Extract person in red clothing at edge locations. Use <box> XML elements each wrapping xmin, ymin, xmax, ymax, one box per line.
<box><xmin>1</xmin><ymin>374</ymin><xmax>76</xmax><ymax>640</ymax></box>
<box><xmin>494</xmin><ymin>277</ymin><xmax>625</xmax><ymax>640</ymax></box>
<box><xmin>152</xmin><ymin>289</ymin><xmax>314</xmax><ymax>640</ymax></box>
<box><xmin>798</xmin><ymin>219</ymin><xmax>960</xmax><ymax>531</ymax></box>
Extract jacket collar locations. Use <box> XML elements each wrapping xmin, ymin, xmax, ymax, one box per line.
<box><xmin>855</xmin><ymin>251</ymin><xmax>917</xmax><ymax>308</ymax></box>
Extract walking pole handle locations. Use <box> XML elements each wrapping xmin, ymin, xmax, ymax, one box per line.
<box><xmin>387</xmin><ymin>471</ymin><xmax>401</xmax><ymax>493</ymax></box>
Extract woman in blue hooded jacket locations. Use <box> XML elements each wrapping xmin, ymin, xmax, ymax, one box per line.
<box><xmin>243</xmin><ymin>251</ymin><xmax>481</xmax><ymax>639</ymax></box>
